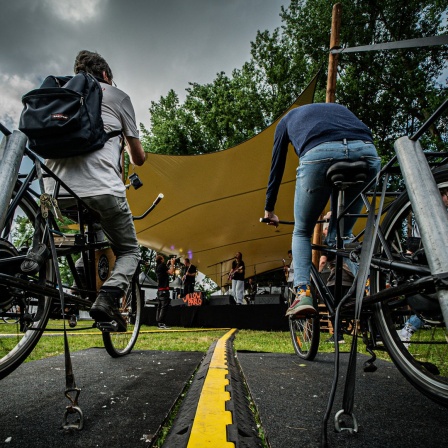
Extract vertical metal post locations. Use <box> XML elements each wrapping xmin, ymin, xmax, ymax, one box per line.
<box><xmin>0</xmin><ymin>131</ymin><xmax>27</xmax><ymax>232</ymax></box>
<box><xmin>394</xmin><ymin>136</ymin><xmax>448</xmax><ymax>330</ymax></box>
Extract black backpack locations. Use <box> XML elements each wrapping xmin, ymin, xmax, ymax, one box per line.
<box><xmin>19</xmin><ymin>71</ymin><xmax>121</xmax><ymax>159</ymax></box>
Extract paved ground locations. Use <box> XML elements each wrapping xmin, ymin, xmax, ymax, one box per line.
<box><xmin>0</xmin><ymin>335</ymin><xmax>447</xmax><ymax>448</ymax></box>
<box><xmin>0</xmin><ymin>348</ymin><xmax>204</xmax><ymax>448</ymax></box>
<box><xmin>238</xmin><ymin>350</ymin><xmax>448</xmax><ymax>448</ymax></box>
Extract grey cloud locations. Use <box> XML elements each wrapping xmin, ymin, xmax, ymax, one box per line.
<box><xmin>0</xmin><ymin>0</ymin><xmax>287</xmax><ymax>131</ymax></box>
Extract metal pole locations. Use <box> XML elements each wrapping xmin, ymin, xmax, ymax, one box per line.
<box><xmin>394</xmin><ymin>136</ymin><xmax>448</xmax><ymax>330</ymax></box>
<box><xmin>0</xmin><ymin>131</ymin><xmax>28</xmax><ymax>232</ymax></box>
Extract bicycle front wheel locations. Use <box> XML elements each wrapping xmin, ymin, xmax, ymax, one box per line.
<box><xmin>102</xmin><ymin>279</ymin><xmax>143</xmax><ymax>357</ymax></box>
<box><xmin>371</xmin><ymin>167</ymin><xmax>448</xmax><ymax>407</ymax></box>
<box><xmin>288</xmin><ymin>288</ymin><xmax>320</xmax><ymax>360</ymax></box>
<box><xmin>0</xmin><ymin>184</ymin><xmax>53</xmax><ymax>379</ymax></box>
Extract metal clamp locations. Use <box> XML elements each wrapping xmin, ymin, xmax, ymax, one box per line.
<box><xmin>62</xmin><ymin>387</ymin><xmax>84</xmax><ymax>430</ymax></box>
<box><xmin>40</xmin><ymin>193</ymin><xmax>63</xmax><ymax>220</ymax></box>
<box><xmin>62</xmin><ymin>405</ymin><xmax>84</xmax><ymax>430</ymax></box>
<box><xmin>334</xmin><ymin>409</ymin><xmax>358</xmax><ymax>434</ymax></box>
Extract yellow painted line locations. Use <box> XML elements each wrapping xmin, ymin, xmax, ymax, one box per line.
<box><xmin>187</xmin><ymin>328</ymin><xmax>237</xmax><ymax>448</ymax></box>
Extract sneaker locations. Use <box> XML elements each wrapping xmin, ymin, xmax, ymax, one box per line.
<box><xmin>285</xmin><ymin>291</ymin><xmax>316</xmax><ymax>317</ymax></box>
<box><xmin>399</xmin><ymin>323</ymin><xmax>416</xmax><ymax>348</ymax></box>
<box><xmin>326</xmin><ymin>334</ymin><xmax>345</xmax><ymax>344</ymax></box>
<box><xmin>90</xmin><ymin>290</ymin><xmax>127</xmax><ymax>332</ymax></box>
<box><xmin>158</xmin><ymin>323</ymin><xmax>171</xmax><ymax>330</ymax></box>
<box><xmin>69</xmin><ymin>314</ymin><xmax>78</xmax><ymax>328</ymax></box>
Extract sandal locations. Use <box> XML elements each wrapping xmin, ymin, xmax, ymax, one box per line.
<box><xmin>21</xmin><ymin>243</ymin><xmax>50</xmax><ymax>274</ymax></box>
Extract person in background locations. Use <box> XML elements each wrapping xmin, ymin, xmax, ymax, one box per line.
<box><xmin>246</xmin><ymin>277</ymin><xmax>258</xmax><ymax>304</ymax></box>
<box><xmin>182</xmin><ymin>258</ymin><xmax>197</xmax><ymax>297</ymax></box>
<box><xmin>155</xmin><ymin>254</ymin><xmax>175</xmax><ymax>329</ymax></box>
<box><xmin>285</xmin><ymin>249</ymin><xmax>294</xmax><ymax>290</ymax></box>
<box><xmin>318</xmin><ymin>211</ymin><xmax>332</xmax><ymax>273</ymax></box>
<box><xmin>229</xmin><ymin>252</ymin><xmax>245</xmax><ymax>305</ymax></box>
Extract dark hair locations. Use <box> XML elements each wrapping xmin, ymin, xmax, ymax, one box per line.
<box><xmin>287</xmin><ymin>249</ymin><xmax>292</xmax><ymax>255</ymax></box>
<box><xmin>155</xmin><ymin>254</ymin><xmax>164</xmax><ymax>265</ymax></box>
<box><xmin>184</xmin><ymin>258</ymin><xmax>190</xmax><ymax>263</ymax></box>
<box><xmin>74</xmin><ymin>50</ymin><xmax>113</xmax><ymax>81</ymax></box>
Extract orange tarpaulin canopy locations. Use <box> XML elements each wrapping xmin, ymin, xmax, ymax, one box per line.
<box><xmin>127</xmin><ymin>75</ymin><xmax>319</xmax><ymax>287</ymax></box>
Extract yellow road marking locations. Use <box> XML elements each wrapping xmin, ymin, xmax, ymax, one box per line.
<box><xmin>187</xmin><ymin>328</ymin><xmax>237</xmax><ymax>447</ymax></box>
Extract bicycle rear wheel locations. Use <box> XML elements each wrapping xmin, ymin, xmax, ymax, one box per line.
<box><xmin>0</xmin><ymin>184</ymin><xmax>53</xmax><ymax>380</ymax></box>
<box><xmin>102</xmin><ymin>279</ymin><xmax>142</xmax><ymax>357</ymax></box>
<box><xmin>288</xmin><ymin>287</ymin><xmax>320</xmax><ymax>360</ymax></box>
<box><xmin>371</xmin><ymin>168</ymin><xmax>448</xmax><ymax>407</ymax></box>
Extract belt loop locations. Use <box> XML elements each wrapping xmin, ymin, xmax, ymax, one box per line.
<box><xmin>343</xmin><ymin>138</ymin><xmax>347</xmax><ymax>145</ymax></box>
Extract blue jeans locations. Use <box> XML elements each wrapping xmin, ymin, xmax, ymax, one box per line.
<box><xmin>406</xmin><ymin>315</ymin><xmax>424</xmax><ymax>330</ymax></box>
<box><xmin>292</xmin><ymin>140</ymin><xmax>381</xmax><ymax>287</ymax></box>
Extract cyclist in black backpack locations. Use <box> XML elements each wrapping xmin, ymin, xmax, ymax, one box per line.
<box><xmin>45</xmin><ymin>50</ymin><xmax>146</xmax><ymax>331</ymax></box>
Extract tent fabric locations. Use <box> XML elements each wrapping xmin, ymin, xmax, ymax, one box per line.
<box><xmin>127</xmin><ymin>75</ymin><xmax>319</xmax><ymax>289</ymax></box>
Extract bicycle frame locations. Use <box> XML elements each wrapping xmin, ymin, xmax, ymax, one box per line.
<box><xmin>0</xmin><ymin>132</ymin><xmax>161</xmax><ymax>313</ymax></box>
<box><xmin>395</xmin><ymin>135</ymin><xmax>448</xmax><ymax>331</ymax></box>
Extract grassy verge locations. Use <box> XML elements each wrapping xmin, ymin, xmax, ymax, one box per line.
<box><xmin>13</xmin><ymin>319</ymin><xmax>392</xmax><ymax>364</ymax></box>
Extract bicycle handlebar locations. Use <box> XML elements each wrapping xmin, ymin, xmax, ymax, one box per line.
<box><xmin>132</xmin><ymin>193</ymin><xmax>164</xmax><ymax>220</ymax></box>
<box><xmin>259</xmin><ymin>217</ymin><xmax>295</xmax><ymax>225</ymax></box>
<box><xmin>0</xmin><ymin>123</ymin><xmax>12</xmax><ymax>137</ymax></box>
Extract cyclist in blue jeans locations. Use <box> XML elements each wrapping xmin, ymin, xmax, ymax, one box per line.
<box><xmin>263</xmin><ymin>103</ymin><xmax>381</xmax><ymax>317</ymax></box>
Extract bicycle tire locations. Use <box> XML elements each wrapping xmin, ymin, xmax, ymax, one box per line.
<box><xmin>102</xmin><ymin>279</ymin><xmax>143</xmax><ymax>357</ymax></box>
<box><xmin>288</xmin><ymin>287</ymin><xmax>320</xmax><ymax>360</ymax></box>
<box><xmin>371</xmin><ymin>167</ymin><xmax>448</xmax><ymax>407</ymax></box>
<box><xmin>0</xmin><ymin>184</ymin><xmax>53</xmax><ymax>380</ymax></box>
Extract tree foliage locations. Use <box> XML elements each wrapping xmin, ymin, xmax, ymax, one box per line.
<box><xmin>140</xmin><ymin>0</ymin><xmax>447</xmax><ymax>160</ymax></box>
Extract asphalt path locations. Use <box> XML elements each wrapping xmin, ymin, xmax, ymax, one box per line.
<box><xmin>0</xmin><ymin>348</ymin><xmax>203</xmax><ymax>448</ymax></box>
<box><xmin>237</xmin><ymin>350</ymin><xmax>448</xmax><ymax>448</ymax></box>
<box><xmin>0</xmin><ymin>340</ymin><xmax>447</xmax><ymax>447</ymax></box>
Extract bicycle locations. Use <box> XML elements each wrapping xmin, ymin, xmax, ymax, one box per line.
<box><xmin>0</xmin><ymin>123</ymin><xmax>161</xmax><ymax>381</ymax></box>
<box><xmin>261</xmin><ymin>97</ymin><xmax>448</xmax><ymax>415</ymax></box>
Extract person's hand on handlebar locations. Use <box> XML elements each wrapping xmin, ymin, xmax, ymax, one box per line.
<box><xmin>263</xmin><ymin>210</ymin><xmax>279</xmax><ymax>227</ymax></box>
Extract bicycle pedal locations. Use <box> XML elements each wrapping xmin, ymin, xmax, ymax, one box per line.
<box><xmin>96</xmin><ymin>320</ymin><xmax>119</xmax><ymax>332</ymax></box>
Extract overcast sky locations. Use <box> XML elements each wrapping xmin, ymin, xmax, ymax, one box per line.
<box><xmin>0</xmin><ymin>0</ymin><xmax>288</xmax><ymax>135</ymax></box>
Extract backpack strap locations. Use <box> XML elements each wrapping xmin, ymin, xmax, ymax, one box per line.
<box><xmin>91</xmin><ymin>75</ymin><xmax>124</xmax><ymax>143</ymax></box>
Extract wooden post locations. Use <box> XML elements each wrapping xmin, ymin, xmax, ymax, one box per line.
<box><xmin>326</xmin><ymin>3</ymin><xmax>342</xmax><ymax>103</ymax></box>
<box><xmin>312</xmin><ymin>3</ymin><xmax>342</xmax><ymax>269</ymax></box>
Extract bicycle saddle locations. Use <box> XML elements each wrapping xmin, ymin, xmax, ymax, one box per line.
<box><xmin>326</xmin><ymin>160</ymin><xmax>369</xmax><ymax>188</ymax></box>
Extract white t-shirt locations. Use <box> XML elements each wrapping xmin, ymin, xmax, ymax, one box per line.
<box><xmin>287</xmin><ymin>258</ymin><xmax>294</xmax><ymax>283</ymax></box>
<box><xmin>45</xmin><ymin>82</ymin><xmax>139</xmax><ymax>198</ymax></box>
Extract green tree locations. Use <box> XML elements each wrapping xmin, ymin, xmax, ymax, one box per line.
<box><xmin>11</xmin><ymin>215</ymin><xmax>34</xmax><ymax>249</ymax></box>
<box><xmin>141</xmin><ymin>0</ymin><xmax>448</xmax><ymax>160</ymax></box>
<box><xmin>140</xmin><ymin>90</ymin><xmax>202</xmax><ymax>155</ymax></box>
<box><xmin>259</xmin><ymin>0</ymin><xmax>448</xmax><ymax>157</ymax></box>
